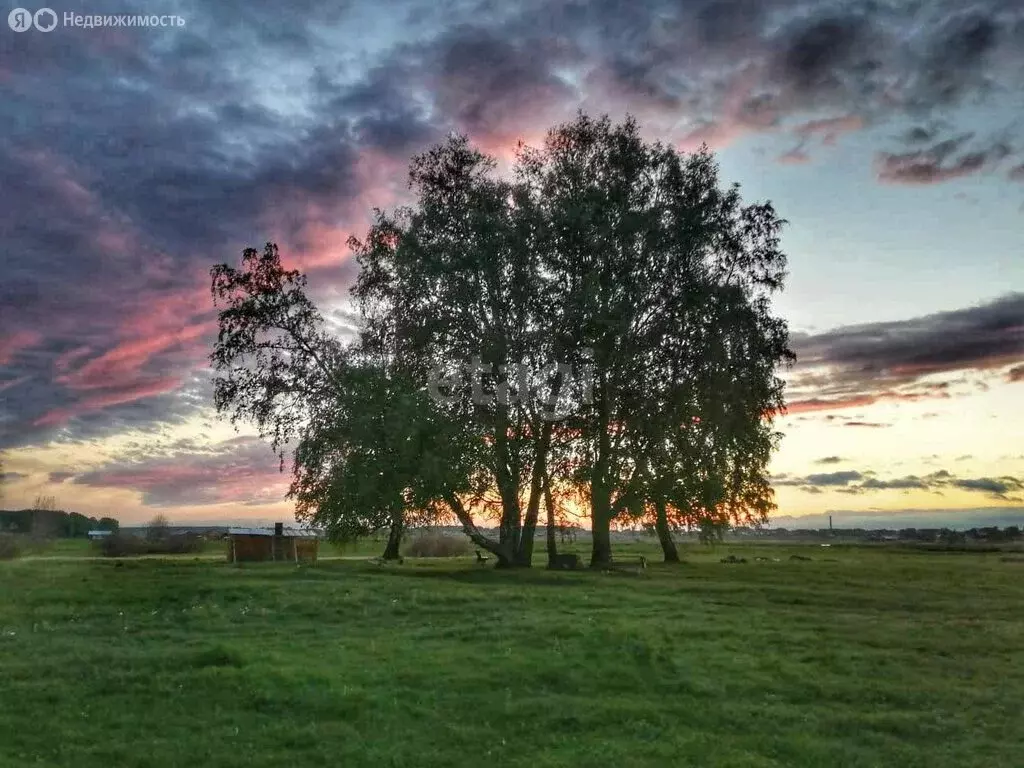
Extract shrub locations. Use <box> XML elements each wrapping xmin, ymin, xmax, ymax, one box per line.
<box><xmin>96</xmin><ymin>532</ymin><xmax>144</xmax><ymax>557</ymax></box>
<box><xmin>156</xmin><ymin>533</ymin><xmax>203</xmax><ymax>555</ymax></box>
<box><xmin>403</xmin><ymin>531</ymin><xmax>473</xmax><ymax>558</ymax></box>
<box><xmin>97</xmin><ymin>532</ymin><xmax>203</xmax><ymax>557</ymax></box>
<box><xmin>0</xmin><ymin>533</ymin><xmax>21</xmax><ymax>560</ymax></box>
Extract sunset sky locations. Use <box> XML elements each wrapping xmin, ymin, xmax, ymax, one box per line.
<box><xmin>1</xmin><ymin>0</ymin><xmax>1022</xmax><ymax>527</ymax></box>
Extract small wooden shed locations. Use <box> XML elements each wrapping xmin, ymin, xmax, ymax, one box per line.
<box><xmin>227</xmin><ymin>523</ymin><xmax>320</xmax><ymax>564</ymax></box>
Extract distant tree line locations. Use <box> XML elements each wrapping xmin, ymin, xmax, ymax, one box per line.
<box><xmin>737</xmin><ymin>526</ymin><xmax>1023</xmax><ymax>543</ymax></box>
<box><xmin>210</xmin><ymin>114</ymin><xmax>793</xmax><ymax>567</ymax></box>
<box><xmin>0</xmin><ymin>495</ymin><xmax>119</xmax><ymax>538</ymax></box>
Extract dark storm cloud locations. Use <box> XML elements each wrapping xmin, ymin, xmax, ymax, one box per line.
<box><xmin>788</xmin><ymin>293</ymin><xmax>1024</xmax><ymax>413</ymax></box>
<box><xmin>909</xmin><ymin>10</ymin><xmax>1001</xmax><ymax>109</ymax></box>
<box><xmin>0</xmin><ymin>2</ymin><xmax>419</xmax><ymax>448</ymax></box>
<box><xmin>3</xmin><ymin>0</ymin><xmax>1024</xmax><ymax>456</ymax></box>
<box><xmin>772</xmin><ymin>14</ymin><xmax>876</xmax><ymax>101</ymax></box>
<box><xmin>428</xmin><ymin>25</ymin><xmax>578</xmax><ymax>141</ymax></box>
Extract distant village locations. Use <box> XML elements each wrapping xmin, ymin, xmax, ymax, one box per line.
<box><xmin>1</xmin><ymin>505</ymin><xmax>1021</xmax><ymax>548</ymax></box>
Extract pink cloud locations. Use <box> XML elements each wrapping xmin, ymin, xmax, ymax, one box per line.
<box><xmin>0</xmin><ymin>330</ymin><xmax>42</xmax><ymax>365</ymax></box>
<box><xmin>57</xmin><ymin>322</ymin><xmax>210</xmax><ymax>392</ymax></box>
<box><xmin>73</xmin><ymin>436</ymin><xmax>291</xmax><ymax>507</ymax></box>
<box><xmin>786</xmin><ymin>389</ymin><xmax>951</xmax><ymax>415</ymax></box>
<box><xmin>33</xmin><ymin>376</ymin><xmax>184</xmax><ymax>427</ymax></box>
<box><xmin>679</xmin><ymin>66</ymin><xmax>779</xmax><ymax>152</ymax></box>
<box><xmin>778</xmin><ymin>147</ymin><xmax>811</xmax><ymax>164</ymax></box>
<box><xmin>792</xmin><ymin>115</ymin><xmax>864</xmax><ymax>145</ymax></box>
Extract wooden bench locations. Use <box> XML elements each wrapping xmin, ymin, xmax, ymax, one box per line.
<box><xmin>475</xmin><ymin>549</ymin><xmax>490</xmax><ymax>565</ymax></box>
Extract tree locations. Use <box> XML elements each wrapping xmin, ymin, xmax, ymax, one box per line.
<box><xmin>350</xmin><ymin>136</ymin><xmax>573</xmax><ymax>567</ymax></box>
<box><xmin>210</xmin><ymin>244</ymin><xmax>459</xmax><ymax>559</ymax></box>
<box><xmin>32</xmin><ymin>494</ymin><xmax>57</xmax><ymax>511</ymax></box>
<box><xmin>146</xmin><ymin>513</ymin><xmax>170</xmax><ymax>542</ymax></box>
<box><xmin>514</xmin><ymin>115</ymin><xmax>792</xmax><ymax>565</ymax></box>
<box><xmin>30</xmin><ymin>494</ymin><xmax>60</xmax><ymax>538</ymax></box>
<box><xmin>289</xmin><ymin>359</ymin><xmax>477</xmax><ymax>559</ymax></box>
<box><xmin>214</xmin><ymin>114</ymin><xmax>792</xmax><ymax>568</ymax></box>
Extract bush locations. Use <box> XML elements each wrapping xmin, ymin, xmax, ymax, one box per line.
<box><xmin>0</xmin><ymin>533</ymin><xmax>21</xmax><ymax>560</ymax></box>
<box><xmin>403</xmin><ymin>531</ymin><xmax>473</xmax><ymax>558</ymax></box>
<box><xmin>96</xmin><ymin>532</ymin><xmax>203</xmax><ymax>557</ymax></box>
<box><xmin>96</xmin><ymin>532</ymin><xmax>144</xmax><ymax>557</ymax></box>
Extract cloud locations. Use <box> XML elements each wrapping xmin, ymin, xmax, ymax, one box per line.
<box><xmin>952</xmin><ymin>477</ymin><xmax>1023</xmax><ymax>497</ymax></box>
<box><xmin>778</xmin><ymin>146</ymin><xmax>811</xmax><ymax>164</ymax></box>
<box><xmin>1009</xmin><ymin>365</ymin><xmax>1024</xmax><ymax>383</ymax></box>
<box><xmin>792</xmin><ymin>114</ymin><xmax>865</xmax><ymax>145</ymax></box>
<box><xmin>788</xmin><ymin>293</ymin><xmax>1024</xmax><ymax>413</ymax></box>
<box><xmin>2</xmin><ymin>0</ymin><xmax>1023</xmax><ymax>470</ymax></box>
<box><xmin>805</xmin><ymin>470</ymin><xmax>863</xmax><ymax>486</ymax></box>
<box><xmin>0</xmin><ymin>330</ymin><xmax>42</xmax><ymax>366</ymax></box>
<box><xmin>777</xmin><ymin>468</ymin><xmax>1022</xmax><ymax>500</ymax></box>
<box><xmin>1009</xmin><ymin>163</ymin><xmax>1024</xmax><ymax>181</ymax></box>
<box><xmin>71</xmin><ymin>436</ymin><xmax>290</xmax><ymax>507</ymax></box>
<box><xmin>815</xmin><ymin>456</ymin><xmax>844</xmax><ymax>464</ymax></box>
<box><xmin>909</xmin><ymin>10</ymin><xmax>1002</xmax><ymax>109</ymax></box>
<box><xmin>875</xmin><ymin>133</ymin><xmax>1013</xmax><ymax>184</ymax></box>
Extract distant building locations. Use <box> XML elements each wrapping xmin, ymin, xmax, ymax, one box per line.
<box><xmin>226</xmin><ymin>523</ymin><xmax>320</xmax><ymax>563</ymax></box>
<box><xmin>87</xmin><ymin>530</ymin><xmax>113</xmax><ymax>540</ymax></box>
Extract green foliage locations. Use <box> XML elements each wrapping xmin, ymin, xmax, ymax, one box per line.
<box><xmin>210</xmin><ymin>244</ymin><xmax>346</xmax><ymax>462</ymax></box>
<box><xmin>145</xmin><ymin>514</ymin><xmax>170</xmax><ymax>543</ymax></box>
<box><xmin>211</xmin><ymin>244</ymin><xmax>475</xmax><ymax>558</ymax></box>
<box><xmin>0</xmin><ymin>509</ymin><xmax>118</xmax><ymax>538</ymax></box>
<box><xmin>212</xmin><ymin>113</ymin><xmax>793</xmax><ymax>567</ymax></box>
<box><xmin>353</xmin><ymin>113</ymin><xmax>793</xmax><ymax>565</ymax></box>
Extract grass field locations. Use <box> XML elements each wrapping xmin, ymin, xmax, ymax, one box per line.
<box><xmin>1</xmin><ymin>544</ymin><xmax>1022</xmax><ymax>767</ymax></box>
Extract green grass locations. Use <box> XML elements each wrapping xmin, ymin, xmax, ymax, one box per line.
<box><xmin>1</xmin><ymin>545</ymin><xmax>1022</xmax><ymax>767</ymax></box>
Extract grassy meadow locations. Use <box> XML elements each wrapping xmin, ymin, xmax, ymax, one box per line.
<box><xmin>1</xmin><ymin>544</ymin><xmax>1022</xmax><ymax>767</ymax></box>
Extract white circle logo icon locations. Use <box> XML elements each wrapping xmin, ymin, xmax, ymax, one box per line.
<box><xmin>34</xmin><ymin>8</ymin><xmax>57</xmax><ymax>31</ymax></box>
<box><xmin>8</xmin><ymin>8</ymin><xmax>32</xmax><ymax>31</ymax></box>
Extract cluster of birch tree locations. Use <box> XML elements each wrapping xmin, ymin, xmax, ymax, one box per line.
<box><xmin>210</xmin><ymin>115</ymin><xmax>794</xmax><ymax>567</ymax></box>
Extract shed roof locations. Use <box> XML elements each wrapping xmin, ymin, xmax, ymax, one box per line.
<box><xmin>227</xmin><ymin>526</ymin><xmax>320</xmax><ymax>539</ymax></box>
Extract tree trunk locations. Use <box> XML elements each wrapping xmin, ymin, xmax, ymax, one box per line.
<box><xmin>589</xmin><ymin>382</ymin><xmax>614</xmax><ymax>568</ymax></box>
<box><xmin>515</xmin><ymin>423</ymin><xmax>553</xmax><ymax>567</ymax></box>
<box><xmin>590</xmin><ymin>505</ymin><xmax>613</xmax><ymax>566</ymax></box>
<box><xmin>446</xmin><ymin>492</ymin><xmax>515</xmax><ymax>567</ymax></box>
<box><xmin>382</xmin><ymin>511</ymin><xmax>404</xmax><ymax>560</ymax></box>
<box><xmin>493</xmin><ymin>426</ymin><xmax>523</xmax><ymax>562</ymax></box>
<box><xmin>654</xmin><ymin>501</ymin><xmax>680</xmax><ymax>563</ymax></box>
<box><xmin>544</xmin><ymin>473</ymin><xmax>558</xmax><ymax>564</ymax></box>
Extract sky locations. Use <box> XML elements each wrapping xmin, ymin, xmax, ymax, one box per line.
<box><xmin>0</xmin><ymin>0</ymin><xmax>1022</xmax><ymax>527</ymax></box>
